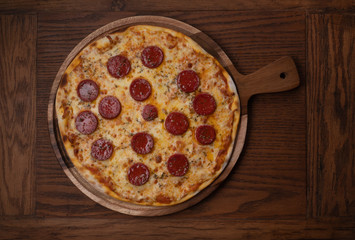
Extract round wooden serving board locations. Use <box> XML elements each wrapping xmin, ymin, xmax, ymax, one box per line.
<box><xmin>48</xmin><ymin>16</ymin><xmax>300</xmax><ymax>216</ymax></box>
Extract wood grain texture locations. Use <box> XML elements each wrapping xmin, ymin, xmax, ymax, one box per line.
<box><xmin>0</xmin><ymin>15</ymin><xmax>36</xmax><ymax>216</ymax></box>
<box><xmin>113</xmin><ymin>0</ymin><xmax>354</xmax><ymax>11</ymax></box>
<box><xmin>307</xmin><ymin>13</ymin><xmax>355</xmax><ymax>217</ymax></box>
<box><xmin>0</xmin><ymin>0</ymin><xmax>353</xmax><ymax>12</ymax></box>
<box><xmin>1</xmin><ymin>218</ymin><xmax>355</xmax><ymax>240</ymax></box>
<box><xmin>237</xmin><ymin>56</ymin><xmax>300</xmax><ymax>114</ymax></box>
<box><xmin>36</xmin><ymin>11</ymin><xmax>306</xmax><ymax>218</ymax></box>
<box><xmin>0</xmin><ymin>0</ymin><xmax>113</xmax><ymax>12</ymax></box>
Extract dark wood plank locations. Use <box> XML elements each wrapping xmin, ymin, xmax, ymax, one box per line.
<box><xmin>0</xmin><ymin>0</ymin><xmax>353</xmax><ymax>12</ymax></box>
<box><xmin>0</xmin><ymin>0</ymin><xmax>113</xmax><ymax>12</ymax></box>
<box><xmin>0</xmin><ymin>218</ymin><xmax>354</xmax><ymax>240</ymax></box>
<box><xmin>307</xmin><ymin>13</ymin><xmax>355</xmax><ymax>217</ymax></box>
<box><xmin>36</xmin><ymin>11</ymin><xmax>306</xmax><ymax>218</ymax></box>
<box><xmin>115</xmin><ymin>0</ymin><xmax>354</xmax><ymax>11</ymax></box>
<box><xmin>0</xmin><ymin>15</ymin><xmax>36</xmax><ymax>216</ymax></box>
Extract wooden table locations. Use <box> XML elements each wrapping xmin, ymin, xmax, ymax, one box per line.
<box><xmin>0</xmin><ymin>1</ymin><xmax>354</xmax><ymax>239</ymax></box>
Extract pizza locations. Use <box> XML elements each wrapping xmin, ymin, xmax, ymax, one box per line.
<box><xmin>55</xmin><ymin>25</ymin><xmax>240</xmax><ymax>206</ymax></box>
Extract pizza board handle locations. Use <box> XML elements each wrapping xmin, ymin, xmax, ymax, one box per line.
<box><xmin>236</xmin><ymin>56</ymin><xmax>300</xmax><ymax>114</ymax></box>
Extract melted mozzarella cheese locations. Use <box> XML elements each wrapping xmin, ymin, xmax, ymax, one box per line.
<box><xmin>56</xmin><ymin>25</ymin><xmax>240</xmax><ymax>205</ymax></box>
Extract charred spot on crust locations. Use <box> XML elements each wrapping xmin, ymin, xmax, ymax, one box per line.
<box><xmin>106</xmin><ymin>35</ymin><xmax>114</xmax><ymax>44</ymax></box>
<box><xmin>62</xmin><ymin>135</ymin><xmax>68</xmax><ymax>142</ymax></box>
<box><xmin>62</xmin><ymin>106</ymin><xmax>71</xmax><ymax>119</ymax></box>
<box><xmin>60</xmin><ymin>73</ymin><xmax>68</xmax><ymax>87</ymax></box>
<box><xmin>74</xmin><ymin>148</ymin><xmax>79</xmax><ymax>156</ymax></box>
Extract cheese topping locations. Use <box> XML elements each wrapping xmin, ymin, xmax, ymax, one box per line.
<box><xmin>56</xmin><ymin>25</ymin><xmax>240</xmax><ymax>206</ymax></box>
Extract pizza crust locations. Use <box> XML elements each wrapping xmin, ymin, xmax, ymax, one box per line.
<box><xmin>55</xmin><ymin>25</ymin><xmax>240</xmax><ymax>206</ymax></box>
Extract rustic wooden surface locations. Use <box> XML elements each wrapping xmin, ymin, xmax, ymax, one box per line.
<box><xmin>0</xmin><ymin>0</ymin><xmax>354</xmax><ymax>238</ymax></box>
<box><xmin>0</xmin><ymin>0</ymin><xmax>353</xmax><ymax>12</ymax></box>
<box><xmin>307</xmin><ymin>13</ymin><xmax>355</xmax><ymax>217</ymax></box>
<box><xmin>1</xmin><ymin>218</ymin><xmax>355</xmax><ymax>239</ymax></box>
<box><xmin>0</xmin><ymin>14</ymin><xmax>36</xmax><ymax>216</ymax></box>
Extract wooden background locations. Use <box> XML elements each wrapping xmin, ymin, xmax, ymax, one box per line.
<box><xmin>0</xmin><ymin>1</ymin><xmax>354</xmax><ymax>239</ymax></box>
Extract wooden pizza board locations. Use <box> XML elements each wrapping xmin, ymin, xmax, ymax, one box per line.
<box><xmin>48</xmin><ymin>16</ymin><xmax>300</xmax><ymax>216</ymax></box>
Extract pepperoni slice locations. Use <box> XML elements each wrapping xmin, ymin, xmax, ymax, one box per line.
<box><xmin>164</xmin><ymin>112</ymin><xmax>189</xmax><ymax>135</ymax></box>
<box><xmin>107</xmin><ymin>55</ymin><xmax>131</xmax><ymax>79</ymax></box>
<box><xmin>177</xmin><ymin>70</ymin><xmax>199</xmax><ymax>93</ymax></box>
<box><xmin>167</xmin><ymin>154</ymin><xmax>189</xmax><ymax>177</ymax></box>
<box><xmin>91</xmin><ymin>138</ymin><xmax>113</xmax><ymax>160</ymax></box>
<box><xmin>193</xmin><ymin>93</ymin><xmax>217</xmax><ymax>115</ymax></box>
<box><xmin>128</xmin><ymin>163</ymin><xmax>150</xmax><ymax>186</ymax></box>
<box><xmin>141</xmin><ymin>46</ymin><xmax>164</xmax><ymax>68</ymax></box>
<box><xmin>195</xmin><ymin>125</ymin><xmax>216</xmax><ymax>145</ymax></box>
<box><xmin>77</xmin><ymin>79</ymin><xmax>99</xmax><ymax>102</ymax></box>
<box><xmin>131</xmin><ymin>132</ymin><xmax>154</xmax><ymax>155</ymax></box>
<box><xmin>129</xmin><ymin>78</ymin><xmax>152</xmax><ymax>101</ymax></box>
<box><xmin>75</xmin><ymin>111</ymin><xmax>98</xmax><ymax>135</ymax></box>
<box><xmin>142</xmin><ymin>104</ymin><xmax>158</xmax><ymax>121</ymax></box>
<box><xmin>98</xmin><ymin>96</ymin><xmax>121</xmax><ymax>119</ymax></box>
